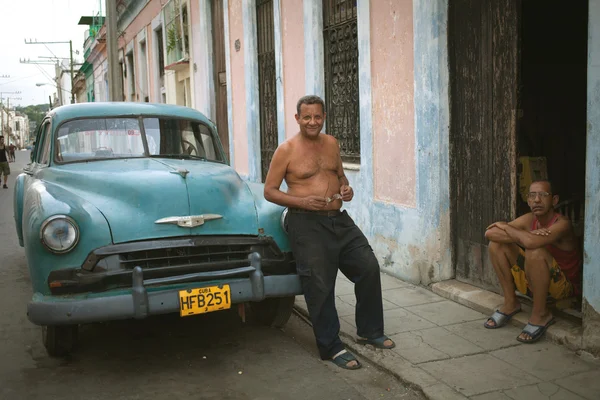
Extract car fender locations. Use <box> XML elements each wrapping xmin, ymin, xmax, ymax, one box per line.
<box><xmin>245</xmin><ymin>181</ymin><xmax>291</xmax><ymax>252</ymax></box>
<box><xmin>22</xmin><ymin>180</ymin><xmax>113</xmax><ymax>295</ymax></box>
<box><xmin>13</xmin><ymin>173</ymin><xmax>27</xmax><ymax>247</ymax></box>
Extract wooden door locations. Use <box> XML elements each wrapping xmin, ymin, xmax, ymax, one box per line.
<box><xmin>211</xmin><ymin>0</ymin><xmax>229</xmax><ymax>156</ymax></box>
<box><xmin>449</xmin><ymin>0</ymin><xmax>519</xmax><ymax>291</ymax></box>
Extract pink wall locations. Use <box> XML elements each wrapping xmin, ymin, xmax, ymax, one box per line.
<box><xmin>281</xmin><ymin>0</ymin><xmax>306</xmax><ymax>138</ymax></box>
<box><xmin>120</xmin><ymin>0</ymin><xmax>162</xmax><ymax>46</ymax></box>
<box><xmin>229</xmin><ymin>0</ymin><xmax>249</xmax><ymax>175</ymax></box>
<box><xmin>371</xmin><ymin>0</ymin><xmax>416</xmax><ymax>207</ymax></box>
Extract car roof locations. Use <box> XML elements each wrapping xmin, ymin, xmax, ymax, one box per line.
<box><xmin>48</xmin><ymin>102</ymin><xmax>214</xmax><ymax>127</ymax></box>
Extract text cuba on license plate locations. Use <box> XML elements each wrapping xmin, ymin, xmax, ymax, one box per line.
<box><xmin>179</xmin><ymin>285</ymin><xmax>231</xmax><ymax>317</ymax></box>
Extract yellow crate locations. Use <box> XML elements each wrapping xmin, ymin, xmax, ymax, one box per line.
<box><xmin>518</xmin><ymin>156</ymin><xmax>548</xmax><ymax>202</ymax></box>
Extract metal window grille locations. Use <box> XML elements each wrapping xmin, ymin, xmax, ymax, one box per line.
<box><xmin>323</xmin><ymin>0</ymin><xmax>360</xmax><ymax>163</ymax></box>
<box><xmin>257</xmin><ymin>0</ymin><xmax>279</xmax><ymax>182</ymax></box>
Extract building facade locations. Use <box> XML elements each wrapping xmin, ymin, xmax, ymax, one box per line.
<box><xmin>78</xmin><ymin>0</ymin><xmax>600</xmax><ymax>354</ymax></box>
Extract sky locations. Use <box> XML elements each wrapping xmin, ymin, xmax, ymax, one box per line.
<box><xmin>0</xmin><ymin>0</ymin><xmax>102</xmax><ymax>107</ymax></box>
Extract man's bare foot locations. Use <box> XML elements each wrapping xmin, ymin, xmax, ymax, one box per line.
<box><xmin>484</xmin><ymin>303</ymin><xmax>521</xmax><ymax>328</ymax></box>
<box><xmin>518</xmin><ymin>313</ymin><xmax>554</xmax><ymax>341</ymax></box>
<box><xmin>357</xmin><ymin>336</ymin><xmax>395</xmax><ymax>349</ymax></box>
<box><xmin>331</xmin><ymin>349</ymin><xmax>361</xmax><ymax>370</ymax></box>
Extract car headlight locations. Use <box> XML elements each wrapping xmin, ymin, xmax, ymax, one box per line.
<box><xmin>280</xmin><ymin>208</ymin><xmax>289</xmax><ymax>233</ymax></box>
<box><xmin>40</xmin><ymin>215</ymin><xmax>80</xmax><ymax>253</ymax></box>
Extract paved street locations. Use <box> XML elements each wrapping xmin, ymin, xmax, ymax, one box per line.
<box><xmin>0</xmin><ymin>151</ymin><xmax>422</xmax><ymax>400</ymax></box>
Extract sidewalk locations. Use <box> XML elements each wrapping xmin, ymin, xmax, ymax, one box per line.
<box><xmin>294</xmin><ymin>272</ymin><xmax>600</xmax><ymax>400</ymax></box>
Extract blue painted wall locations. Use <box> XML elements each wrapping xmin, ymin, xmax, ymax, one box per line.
<box><xmin>243</xmin><ymin>0</ymin><xmax>451</xmax><ymax>284</ymax></box>
<box><xmin>340</xmin><ymin>0</ymin><xmax>452</xmax><ymax>284</ymax></box>
<box><xmin>585</xmin><ymin>0</ymin><xmax>600</xmax><ymax>315</ymax></box>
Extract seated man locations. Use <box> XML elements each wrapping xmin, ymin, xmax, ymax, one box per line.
<box><xmin>483</xmin><ymin>180</ymin><xmax>581</xmax><ymax>343</ymax></box>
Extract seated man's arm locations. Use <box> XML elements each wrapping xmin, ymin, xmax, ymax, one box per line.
<box><xmin>485</xmin><ymin>214</ymin><xmax>531</xmax><ymax>243</ymax></box>
<box><xmin>500</xmin><ymin>217</ymin><xmax>571</xmax><ymax>249</ymax></box>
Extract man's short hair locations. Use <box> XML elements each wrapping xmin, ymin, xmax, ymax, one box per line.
<box><xmin>296</xmin><ymin>95</ymin><xmax>325</xmax><ymax>115</ymax></box>
<box><xmin>0</xmin><ymin>136</ymin><xmax>4</xmax><ymax>139</ymax></box>
<box><xmin>531</xmin><ymin>179</ymin><xmax>556</xmax><ymax>195</ymax></box>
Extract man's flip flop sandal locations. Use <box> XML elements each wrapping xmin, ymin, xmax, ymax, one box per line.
<box><xmin>331</xmin><ymin>350</ymin><xmax>361</xmax><ymax>370</ymax></box>
<box><xmin>516</xmin><ymin>318</ymin><xmax>556</xmax><ymax>344</ymax></box>
<box><xmin>357</xmin><ymin>335</ymin><xmax>396</xmax><ymax>349</ymax></box>
<box><xmin>484</xmin><ymin>308</ymin><xmax>521</xmax><ymax>329</ymax></box>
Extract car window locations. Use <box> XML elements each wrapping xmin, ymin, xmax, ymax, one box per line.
<box><xmin>143</xmin><ymin>118</ymin><xmax>222</xmax><ymax>162</ymax></box>
<box><xmin>37</xmin><ymin>122</ymin><xmax>53</xmax><ymax>165</ymax></box>
<box><xmin>56</xmin><ymin>118</ymin><xmax>145</xmax><ymax>163</ymax></box>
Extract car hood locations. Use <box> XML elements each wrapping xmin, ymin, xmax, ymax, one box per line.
<box><xmin>49</xmin><ymin>158</ymin><xmax>258</xmax><ymax>243</ymax></box>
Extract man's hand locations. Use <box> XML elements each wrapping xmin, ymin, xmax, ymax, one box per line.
<box><xmin>486</xmin><ymin>221</ymin><xmax>508</xmax><ymax>231</ymax></box>
<box><xmin>531</xmin><ymin>228</ymin><xmax>551</xmax><ymax>236</ymax></box>
<box><xmin>340</xmin><ymin>185</ymin><xmax>354</xmax><ymax>202</ymax></box>
<box><xmin>301</xmin><ymin>195</ymin><xmax>328</xmax><ymax>210</ymax></box>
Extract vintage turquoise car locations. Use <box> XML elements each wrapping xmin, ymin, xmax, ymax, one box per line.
<box><xmin>14</xmin><ymin>102</ymin><xmax>301</xmax><ymax>357</ymax></box>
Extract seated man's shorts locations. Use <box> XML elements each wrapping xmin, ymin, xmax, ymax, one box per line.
<box><xmin>511</xmin><ymin>248</ymin><xmax>573</xmax><ymax>300</ymax></box>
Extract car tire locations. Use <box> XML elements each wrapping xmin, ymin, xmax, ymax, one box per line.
<box><xmin>42</xmin><ymin>325</ymin><xmax>78</xmax><ymax>357</ymax></box>
<box><xmin>249</xmin><ymin>296</ymin><xmax>296</xmax><ymax>328</ymax></box>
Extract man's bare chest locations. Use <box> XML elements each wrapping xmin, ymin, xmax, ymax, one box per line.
<box><xmin>288</xmin><ymin>153</ymin><xmax>337</xmax><ymax>179</ymax></box>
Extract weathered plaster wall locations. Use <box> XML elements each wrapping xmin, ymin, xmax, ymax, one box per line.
<box><xmin>583</xmin><ymin>0</ymin><xmax>600</xmax><ymax>355</ymax></box>
<box><xmin>281</xmin><ymin>0</ymin><xmax>306</xmax><ymax>139</ymax></box>
<box><xmin>228</xmin><ymin>0</ymin><xmax>249</xmax><ymax>176</ymax></box>
<box><xmin>340</xmin><ymin>0</ymin><xmax>451</xmax><ymax>285</ymax></box>
<box><xmin>190</xmin><ymin>0</ymin><xmax>215</xmax><ymax>117</ymax></box>
<box><xmin>371</xmin><ymin>0</ymin><xmax>416</xmax><ymax>206</ymax></box>
<box><xmin>120</xmin><ymin>0</ymin><xmax>162</xmax><ymax>50</ymax></box>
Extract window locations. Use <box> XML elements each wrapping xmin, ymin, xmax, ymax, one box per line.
<box><xmin>323</xmin><ymin>0</ymin><xmax>360</xmax><ymax>163</ymax></box>
<box><xmin>38</xmin><ymin>123</ymin><xmax>52</xmax><ymax>165</ymax></box>
<box><xmin>164</xmin><ymin>0</ymin><xmax>189</xmax><ymax>65</ymax></box>
<box><xmin>143</xmin><ymin>118</ymin><xmax>222</xmax><ymax>162</ymax></box>
<box><xmin>56</xmin><ymin>118</ymin><xmax>145</xmax><ymax>163</ymax></box>
<box><xmin>126</xmin><ymin>51</ymin><xmax>136</xmax><ymax>101</ymax></box>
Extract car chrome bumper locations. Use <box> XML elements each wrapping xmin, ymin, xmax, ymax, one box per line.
<box><xmin>27</xmin><ymin>253</ymin><xmax>302</xmax><ymax>326</ymax></box>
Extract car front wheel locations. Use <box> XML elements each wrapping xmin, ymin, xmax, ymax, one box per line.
<box><xmin>249</xmin><ymin>296</ymin><xmax>296</xmax><ymax>328</ymax></box>
<box><xmin>42</xmin><ymin>325</ymin><xmax>78</xmax><ymax>357</ymax></box>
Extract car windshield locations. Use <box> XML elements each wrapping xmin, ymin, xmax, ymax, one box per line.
<box><xmin>55</xmin><ymin>117</ymin><xmax>223</xmax><ymax>164</ymax></box>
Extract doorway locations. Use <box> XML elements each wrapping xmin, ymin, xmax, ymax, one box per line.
<box><xmin>449</xmin><ymin>0</ymin><xmax>588</xmax><ymax>298</ymax></box>
<box><xmin>211</xmin><ymin>0</ymin><xmax>229</xmax><ymax>156</ymax></box>
<box><xmin>256</xmin><ymin>0</ymin><xmax>278</xmax><ymax>182</ymax></box>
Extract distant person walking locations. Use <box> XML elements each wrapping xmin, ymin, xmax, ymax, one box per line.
<box><xmin>8</xmin><ymin>143</ymin><xmax>16</xmax><ymax>162</ymax></box>
<box><xmin>0</xmin><ymin>136</ymin><xmax>10</xmax><ymax>189</ymax></box>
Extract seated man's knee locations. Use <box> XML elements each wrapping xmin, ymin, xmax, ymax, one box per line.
<box><xmin>524</xmin><ymin>247</ymin><xmax>550</xmax><ymax>266</ymax></box>
<box><xmin>488</xmin><ymin>241</ymin><xmax>508</xmax><ymax>255</ymax></box>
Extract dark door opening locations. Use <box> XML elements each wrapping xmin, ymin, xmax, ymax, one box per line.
<box><xmin>449</xmin><ymin>0</ymin><xmax>588</xmax><ymax>313</ymax></box>
<box><xmin>516</xmin><ymin>1</ymin><xmax>588</xmax><ymax>314</ymax></box>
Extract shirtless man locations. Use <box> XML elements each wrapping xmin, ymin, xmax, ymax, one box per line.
<box><xmin>264</xmin><ymin>95</ymin><xmax>395</xmax><ymax>370</ymax></box>
<box><xmin>484</xmin><ymin>180</ymin><xmax>581</xmax><ymax>343</ymax></box>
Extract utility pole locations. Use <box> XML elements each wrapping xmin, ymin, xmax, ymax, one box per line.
<box><xmin>106</xmin><ymin>0</ymin><xmax>123</xmax><ymax>101</ymax></box>
<box><xmin>24</xmin><ymin>39</ymin><xmax>76</xmax><ymax>104</ymax></box>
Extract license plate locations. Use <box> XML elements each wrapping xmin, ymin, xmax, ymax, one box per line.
<box><xmin>179</xmin><ymin>285</ymin><xmax>231</xmax><ymax>317</ymax></box>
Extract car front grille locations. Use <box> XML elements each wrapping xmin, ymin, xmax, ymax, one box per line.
<box><xmin>119</xmin><ymin>243</ymin><xmax>254</xmax><ymax>270</ymax></box>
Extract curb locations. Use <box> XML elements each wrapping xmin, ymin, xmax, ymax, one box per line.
<box><xmin>430</xmin><ymin>280</ymin><xmax>584</xmax><ymax>352</ymax></box>
<box><xmin>293</xmin><ymin>305</ymin><xmax>468</xmax><ymax>400</ymax></box>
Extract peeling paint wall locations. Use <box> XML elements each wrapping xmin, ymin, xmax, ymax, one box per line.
<box><xmin>330</xmin><ymin>0</ymin><xmax>454</xmax><ymax>284</ymax></box>
<box><xmin>281</xmin><ymin>0</ymin><xmax>306</xmax><ymax>139</ymax></box>
<box><xmin>371</xmin><ymin>0</ymin><xmax>416</xmax><ymax>207</ymax></box>
<box><xmin>339</xmin><ymin>0</ymin><xmax>451</xmax><ymax>285</ymax></box>
<box><xmin>226</xmin><ymin>0</ymin><xmax>451</xmax><ymax>284</ymax></box>
<box><xmin>584</xmin><ymin>0</ymin><xmax>600</xmax><ymax>354</ymax></box>
<box><xmin>228</xmin><ymin>0</ymin><xmax>249</xmax><ymax>176</ymax></box>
